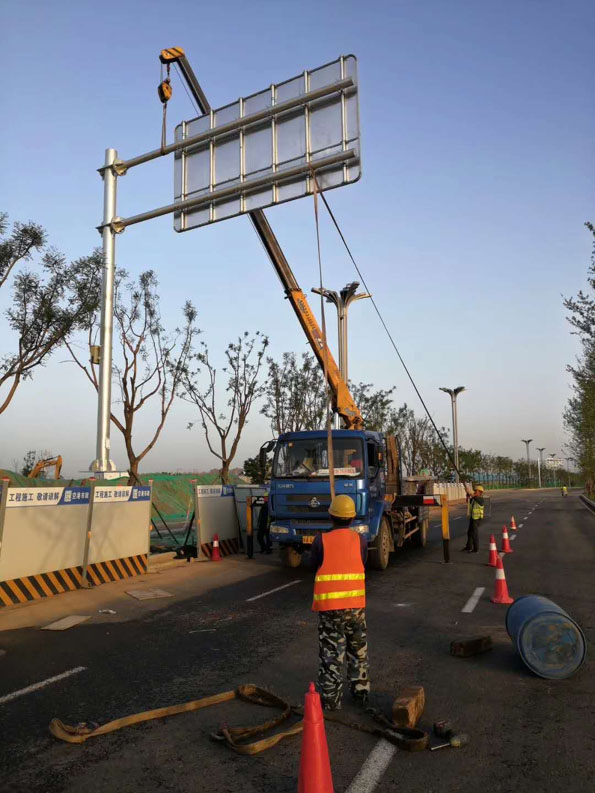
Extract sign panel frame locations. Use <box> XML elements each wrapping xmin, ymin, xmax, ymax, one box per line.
<box><xmin>173</xmin><ymin>55</ymin><xmax>360</xmax><ymax>231</ymax></box>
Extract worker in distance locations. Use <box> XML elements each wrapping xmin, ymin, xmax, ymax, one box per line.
<box><xmin>310</xmin><ymin>494</ymin><xmax>370</xmax><ymax>710</ymax></box>
<box><xmin>462</xmin><ymin>484</ymin><xmax>485</xmax><ymax>553</ymax></box>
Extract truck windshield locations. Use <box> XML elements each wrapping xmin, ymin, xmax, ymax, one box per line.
<box><xmin>273</xmin><ymin>438</ymin><xmax>365</xmax><ymax>479</ymax></box>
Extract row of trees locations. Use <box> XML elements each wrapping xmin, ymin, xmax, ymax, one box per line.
<box><xmin>564</xmin><ymin>222</ymin><xmax>595</xmax><ymax>497</ymax></box>
<box><xmin>0</xmin><ymin>211</ymin><xmax>269</xmax><ymax>481</ymax></box>
<box><xmin>4</xmin><ymin>210</ymin><xmax>577</xmax><ymax>486</ymax></box>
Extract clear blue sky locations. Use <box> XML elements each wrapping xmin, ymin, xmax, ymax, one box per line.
<box><xmin>1</xmin><ymin>0</ymin><xmax>593</xmax><ymax>476</ymax></box>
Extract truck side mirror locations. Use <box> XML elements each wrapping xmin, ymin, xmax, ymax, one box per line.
<box><xmin>258</xmin><ymin>440</ymin><xmax>276</xmax><ymax>482</ymax></box>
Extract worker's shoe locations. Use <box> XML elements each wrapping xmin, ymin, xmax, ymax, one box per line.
<box><xmin>350</xmin><ymin>684</ymin><xmax>369</xmax><ymax>708</ymax></box>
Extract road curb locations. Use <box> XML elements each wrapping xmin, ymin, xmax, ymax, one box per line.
<box><xmin>579</xmin><ymin>494</ymin><xmax>595</xmax><ymax>514</ymax></box>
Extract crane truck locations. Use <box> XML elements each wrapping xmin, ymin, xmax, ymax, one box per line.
<box><xmin>161</xmin><ymin>47</ymin><xmax>440</xmax><ymax>569</ymax></box>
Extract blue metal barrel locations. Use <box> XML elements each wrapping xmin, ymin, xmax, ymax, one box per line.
<box><xmin>506</xmin><ymin>595</ymin><xmax>586</xmax><ymax>679</ymax></box>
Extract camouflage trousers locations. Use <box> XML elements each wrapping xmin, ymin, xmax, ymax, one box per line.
<box><xmin>318</xmin><ymin>608</ymin><xmax>370</xmax><ymax>709</ymax></box>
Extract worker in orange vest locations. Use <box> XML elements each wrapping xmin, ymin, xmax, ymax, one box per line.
<box><xmin>310</xmin><ymin>494</ymin><xmax>370</xmax><ymax>710</ymax></box>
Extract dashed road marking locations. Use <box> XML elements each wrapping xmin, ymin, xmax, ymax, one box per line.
<box><xmin>519</xmin><ymin>523</ymin><xmax>524</xmax><ymax>528</ymax></box>
<box><xmin>0</xmin><ymin>666</ymin><xmax>86</xmax><ymax>705</ymax></box>
<box><xmin>510</xmin><ymin>535</ymin><xmax>517</xmax><ymax>541</ymax></box>
<box><xmin>462</xmin><ymin>587</ymin><xmax>485</xmax><ymax>613</ymax></box>
<box><xmin>246</xmin><ymin>580</ymin><xmax>302</xmax><ymax>602</ymax></box>
<box><xmin>345</xmin><ymin>738</ymin><xmax>396</xmax><ymax>793</ymax></box>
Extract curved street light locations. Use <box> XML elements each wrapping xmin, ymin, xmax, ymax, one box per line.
<box><xmin>439</xmin><ymin>386</ymin><xmax>466</xmax><ymax>482</ymax></box>
<box><xmin>521</xmin><ymin>439</ymin><xmax>533</xmax><ymax>485</ymax></box>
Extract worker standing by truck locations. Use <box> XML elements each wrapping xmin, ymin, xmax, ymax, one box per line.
<box><xmin>310</xmin><ymin>495</ymin><xmax>370</xmax><ymax>710</ymax></box>
<box><xmin>462</xmin><ymin>485</ymin><xmax>485</xmax><ymax>553</ymax></box>
<box><xmin>256</xmin><ymin>495</ymin><xmax>272</xmax><ymax>553</ymax></box>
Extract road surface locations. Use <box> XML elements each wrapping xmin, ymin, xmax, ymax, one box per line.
<box><xmin>1</xmin><ymin>489</ymin><xmax>593</xmax><ymax>792</ymax></box>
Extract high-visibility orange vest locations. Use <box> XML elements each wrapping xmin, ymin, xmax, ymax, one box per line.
<box><xmin>312</xmin><ymin>528</ymin><xmax>366</xmax><ymax>612</ymax></box>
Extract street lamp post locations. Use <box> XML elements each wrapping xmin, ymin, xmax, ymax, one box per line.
<box><xmin>439</xmin><ymin>386</ymin><xmax>466</xmax><ymax>482</ymax></box>
<box><xmin>565</xmin><ymin>457</ymin><xmax>573</xmax><ymax>487</ymax></box>
<box><xmin>521</xmin><ymin>439</ymin><xmax>533</xmax><ymax>486</ymax></box>
<box><xmin>548</xmin><ymin>454</ymin><xmax>558</xmax><ymax>488</ymax></box>
<box><xmin>312</xmin><ymin>281</ymin><xmax>371</xmax><ymax>427</ymax></box>
<box><xmin>536</xmin><ymin>447</ymin><xmax>545</xmax><ymax>489</ymax></box>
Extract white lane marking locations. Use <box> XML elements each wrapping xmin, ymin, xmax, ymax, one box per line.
<box><xmin>462</xmin><ymin>587</ymin><xmax>485</xmax><ymax>613</ymax></box>
<box><xmin>0</xmin><ymin>666</ymin><xmax>86</xmax><ymax>705</ymax></box>
<box><xmin>345</xmin><ymin>738</ymin><xmax>396</xmax><ymax>793</ymax></box>
<box><xmin>246</xmin><ymin>580</ymin><xmax>302</xmax><ymax>602</ymax></box>
<box><xmin>510</xmin><ymin>535</ymin><xmax>517</xmax><ymax>541</ymax></box>
<box><xmin>519</xmin><ymin>523</ymin><xmax>524</xmax><ymax>528</ymax></box>
<box><xmin>452</xmin><ymin>516</ymin><xmax>463</xmax><ymax>521</ymax></box>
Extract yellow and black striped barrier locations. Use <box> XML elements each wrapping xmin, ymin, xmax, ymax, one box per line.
<box><xmin>0</xmin><ymin>554</ymin><xmax>148</xmax><ymax>607</ymax></box>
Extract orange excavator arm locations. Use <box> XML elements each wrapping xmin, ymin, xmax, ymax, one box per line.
<box><xmin>159</xmin><ymin>47</ymin><xmax>363</xmax><ymax>431</ymax></box>
<box><xmin>28</xmin><ymin>455</ymin><xmax>63</xmax><ymax>480</ymax></box>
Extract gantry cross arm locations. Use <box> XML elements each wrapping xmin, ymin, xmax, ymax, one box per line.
<box><xmin>160</xmin><ymin>47</ymin><xmax>364</xmax><ymax>430</ymax></box>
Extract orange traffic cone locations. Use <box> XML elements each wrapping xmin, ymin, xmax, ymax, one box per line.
<box><xmin>211</xmin><ymin>534</ymin><xmax>221</xmax><ymax>562</ymax></box>
<box><xmin>298</xmin><ymin>683</ymin><xmax>334</xmax><ymax>793</ymax></box>
<box><xmin>501</xmin><ymin>525</ymin><xmax>513</xmax><ymax>553</ymax></box>
<box><xmin>490</xmin><ymin>557</ymin><xmax>514</xmax><ymax>604</ymax></box>
<box><xmin>510</xmin><ymin>516</ymin><xmax>518</xmax><ymax>532</ymax></box>
<box><xmin>487</xmin><ymin>534</ymin><xmax>498</xmax><ymax>567</ymax></box>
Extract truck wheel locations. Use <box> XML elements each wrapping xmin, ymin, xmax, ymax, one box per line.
<box><xmin>368</xmin><ymin>518</ymin><xmax>391</xmax><ymax>571</ymax></box>
<box><xmin>413</xmin><ymin>518</ymin><xmax>428</xmax><ymax>548</ymax></box>
<box><xmin>280</xmin><ymin>546</ymin><xmax>302</xmax><ymax>568</ymax></box>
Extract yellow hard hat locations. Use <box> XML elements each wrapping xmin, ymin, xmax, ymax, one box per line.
<box><xmin>475</xmin><ymin>485</ymin><xmax>485</xmax><ymax>493</ymax></box>
<box><xmin>328</xmin><ymin>494</ymin><xmax>356</xmax><ymax>519</ymax></box>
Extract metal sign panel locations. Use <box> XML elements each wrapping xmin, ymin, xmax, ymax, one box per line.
<box><xmin>173</xmin><ymin>55</ymin><xmax>360</xmax><ymax>231</ymax></box>
<box><xmin>544</xmin><ymin>458</ymin><xmax>563</xmax><ymax>469</ymax></box>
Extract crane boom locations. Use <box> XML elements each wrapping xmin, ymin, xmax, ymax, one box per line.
<box><xmin>160</xmin><ymin>47</ymin><xmax>363</xmax><ymax>430</ymax></box>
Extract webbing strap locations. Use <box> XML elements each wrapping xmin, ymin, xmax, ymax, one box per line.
<box><xmin>315</xmin><ymin>573</ymin><xmax>365</xmax><ymax>582</ymax></box>
<box><xmin>313</xmin><ymin>589</ymin><xmax>366</xmax><ymax>601</ymax></box>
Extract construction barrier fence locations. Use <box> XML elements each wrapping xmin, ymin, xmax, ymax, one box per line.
<box><xmin>0</xmin><ymin>480</ymin><xmax>151</xmax><ymax>607</ymax></box>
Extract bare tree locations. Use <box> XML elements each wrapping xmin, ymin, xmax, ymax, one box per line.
<box><xmin>181</xmin><ymin>331</ymin><xmax>269</xmax><ymax>484</ymax></box>
<box><xmin>67</xmin><ymin>269</ymin><xmax>198</xmax><ymax>479</ymax></box>
<box><xmin>0</xmin><ymin>212</ymin><xmax>100</xmax><ymax>414</ymax></box>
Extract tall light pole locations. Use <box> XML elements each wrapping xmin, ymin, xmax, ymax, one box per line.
<box><xmin>536</xmin><ymin>447</ymin><xmax>545</xmax><ymax>489</ymax></box>
<box><xmin>312</xmin><ymin>281</ymin><xmax>371</xmax><ymax>383</ymax></box>
<box><xmin>548</xmin><ymin>453</ymin><xmax>558</xmax><ymax>488</ymax></box>
<box><xmin>521</xmin><ymin>439</ymin><xmax>533</xmax><ymax>486</ymax></box>
<box><xmin>439</xmin><ymin>386</ymin><xmax>466</xmax><ymax>481</ymax></box>
<box><xmin>312</xmin><ymin>281</ymin><xmax>371</xmax><ymax>427</ymax></box>
<box><xmin>565</xmin><ymin>457</ymin><xmax>573</xmax><ymax>487</ymax></box>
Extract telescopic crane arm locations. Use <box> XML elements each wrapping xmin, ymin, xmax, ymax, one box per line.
<box><xmin>160</xmin><ymin>47</ymin><xmax>363</xmax><ymax>430</ymax></box>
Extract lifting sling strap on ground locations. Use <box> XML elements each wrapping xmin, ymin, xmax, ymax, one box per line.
<box><xmin>48</xmin><ymin>684</ymin><xmax>428</xmax><ymax>753</ymax></box>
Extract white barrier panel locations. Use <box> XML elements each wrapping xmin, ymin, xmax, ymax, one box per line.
<box><xmin>194</xmin><ymin>485</ymin><xmax>240</xmax><ymax>556</ymax></box>
<box><xmin>0</xmin><ymin>487</ymin><xmax>89</xmax><ymax>583</ymax></box>
<box><xmin>89</xmin><ymin>485</ymin><xmax>151</xmax><ymax>565</ymax></box>
<box><xmin>0</xmin><ymin>483</ymin><xmax>152</xmax><ymax>607</ymax></box>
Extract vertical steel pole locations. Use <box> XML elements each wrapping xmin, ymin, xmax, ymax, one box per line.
<box><xmin>339</xmin><ymin>301</ymin><xmax>348</xmax><ymax>383</ymax></box>
<box><xmin>335</xmin><ymin>299</ymin><xmax>344</xmax><ymax>430</ymax></box>
<box><xmin>452</xmin><ymin>395</ymin><xmax>460</xmax><ymax>482</ymax></box>
<box><xmin>0</xmin><ymin>478</ymin><xmax>10</xmax><ymax>563</ymax></box>
<box><xmin>91</xmin><ymin>149</ymin><xmax>118</xmax><ymax>474</ymax></box>
<box><xmin>537</xmin><ymin>455</ymin><xmax>542</xmax><ymax>489</ymax></box>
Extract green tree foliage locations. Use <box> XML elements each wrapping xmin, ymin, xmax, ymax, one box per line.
<box><xmin>564</xmin><ymin>222</ymin><xmax>595</xmax><ymax>496</ymax></box>
<box><xmin>261</xmin><ymin>352</ymin><xmax>327</xmax><ymax>433</ymax></box>
<box><xmin>0</xmin><ymin>212</ymin><xmax>101</xmax><ymax>414</ymax></box>
<box><xmin>242</xmin><ymin>455</ymin><xmax>271</xmax><ymax>483</ymax></box>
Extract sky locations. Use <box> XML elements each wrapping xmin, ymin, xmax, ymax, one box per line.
<box><xmin>1</xmin><ymin>0</ymin><xmax>593</xmax><ymax>477</ymax></box>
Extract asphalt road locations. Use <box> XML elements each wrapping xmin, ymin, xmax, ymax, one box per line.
<box><xmin>1</xmin><ymin>489</ymin><xmax>593</xmax><ymax>793</ymax></box>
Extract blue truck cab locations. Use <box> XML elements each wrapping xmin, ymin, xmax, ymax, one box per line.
<box><xmin>268</xmin><ymin>429</ymin><xmax>433</xmax><ymax>569</ymax></box>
